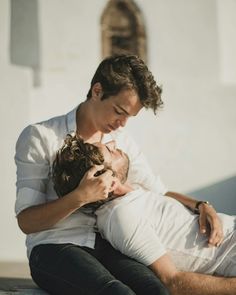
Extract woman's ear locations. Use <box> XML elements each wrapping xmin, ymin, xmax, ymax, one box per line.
<box><xmin>91</xmin><ymin>82</ymin><xmax>103</xmax><ymax>101</ymax></box>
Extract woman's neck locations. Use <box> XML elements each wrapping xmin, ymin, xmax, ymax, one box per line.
<box><xmin>76</xmin><ymin>101</ymin><xmax>103</xmax><ymax>143</ymax></box>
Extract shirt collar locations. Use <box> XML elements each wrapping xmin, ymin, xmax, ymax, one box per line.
<box><xmin>66</xmin><ymin>106</ymin><xmax>78</xmax><ymax>133</ymax></box>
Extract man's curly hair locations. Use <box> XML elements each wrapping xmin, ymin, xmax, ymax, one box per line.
<box><xmin>52</xmin><ymin>134</ymin><xmax>105</xmax><ymax>198</ymax></box>
<box><xmin>87</xmin><ymin>54</ymin><xmax>163</xmax><ymax>114</ymax></box>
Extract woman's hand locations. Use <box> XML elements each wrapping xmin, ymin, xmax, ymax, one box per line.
<box><xmin>74</xmin><ymin>165</ymin><xmax>115</xmax><ymax>206</ymax></box>
<box><xmin>198</xmin><ymin>203</ymin><xmax>224</xmax><ymax>247</ymax></box>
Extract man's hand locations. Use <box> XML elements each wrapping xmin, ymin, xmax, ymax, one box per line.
<box><xmin>74</xmin><ymin>165</ymin><xmax>115</xmax><ymax>206</ymax></box>
<box><xmin>198</xmin><ymin>203</ymin><xmax>224</xmax><ymax>247</ymax></box>
<box><xmin>165</xmin><ymin>191</ymin><xmax>224</xmax><ymax>247</ymax></box>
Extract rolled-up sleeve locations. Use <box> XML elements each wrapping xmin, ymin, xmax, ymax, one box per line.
<box><xmin>15</xmin><ymin>125</ymin><xmax>49</xmax><ymax>215</ymax></box>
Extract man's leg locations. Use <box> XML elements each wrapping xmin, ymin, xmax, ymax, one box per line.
<box><xmin>29</xmin><ymin>243</ymin><xmax>135</xmax><ymax>295</ymax></box>
<box><xmin>93</xmin><ymin>234</ymin><xmax>169</xmax><ymax>295</ymax></box>
<box><xmin>214</xmin><ymin>231</ymin><xmax>236</xmax><ymax>277</ymax></box>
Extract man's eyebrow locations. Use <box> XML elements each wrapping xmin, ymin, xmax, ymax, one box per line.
<box><xmin>105</xmin><ymin>146</ymin><xmax>111</xmax><ymax>153</ymax></box>
<box><xmin>115</xmin><ymin>105</ymin><xmax>130</xmax><ymax>116</ymax></box>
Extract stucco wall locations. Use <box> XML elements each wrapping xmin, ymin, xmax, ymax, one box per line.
<box><xmin>0</xmin><ymin>0</ymin><xmax>235</xmax><ymax>261</ymax></box>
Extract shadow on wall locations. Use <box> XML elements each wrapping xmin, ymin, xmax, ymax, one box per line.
<box><xmin>10</xmin><ymin>0</ymin><xmax>41</xmax><ymax>87</ymax></box>
<box><xmin>189</xmin><ymin>175</ymin><xmax>236</xmax><ymax>215</ymax></box>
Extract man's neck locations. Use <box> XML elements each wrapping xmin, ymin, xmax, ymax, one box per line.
<box><xmin>76</xmin><ymin>101</ymin><xmax>102</xmax><ymax>142</ymax></box>
<box><xmin>113</xmin><ymin>182</ymin><xmax>134</xmax><ymax>197</ymax></box>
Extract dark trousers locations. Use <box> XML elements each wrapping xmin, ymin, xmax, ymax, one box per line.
<box><xmin>29</xmin><ymin>234</ymin><xmax>169</xmax><ymax>295</ymax></box>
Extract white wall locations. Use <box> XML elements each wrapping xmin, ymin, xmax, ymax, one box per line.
<box><xmin>0</xmin><ymin>0</ymin><xmax>235</xmax><ymax>262</ymax></box>
<box><xmin>0</xmin><ymin>0</ymin><xmax>32</xmax><ymax>262</ymax></box>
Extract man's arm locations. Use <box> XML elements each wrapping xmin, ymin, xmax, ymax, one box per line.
<box><xmin>150</xmin><ymin>254</ymin><xmax>235</xmax><ymax>295</ymax></box>
<box><xmin>17</xmin><ymin>166</ymin><xmax>114</xmax><ymax>234</ymax></box>
<box><xmin>117</xmin><ymin>131</ymin><xmax>223</xmax><ymax>246</ymax></box>
<box><xmin>165</xmin><ymin>191</ymin><xmax>223</xmax><ymax>247</ymax></box>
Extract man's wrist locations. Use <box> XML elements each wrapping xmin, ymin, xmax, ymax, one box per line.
<box><xmin>194</xmin><ymin>201</ymin><xmax>211</xmax><ymax>214</ymax></box>
<box><xmin>66</xmin><ymin>189</ymin><xmax>86</xmax><ymax>209</ymax></box>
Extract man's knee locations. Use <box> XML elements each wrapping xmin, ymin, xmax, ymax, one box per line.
<box><xmin>149</xmin><ymin>284</ymin><xmax>170</xmax><ymax>295</ymax></box>
<box><xmin>98</xmin><ymin>279</ymin><xmax>135</xmax><ymax>295</ymax></box>
<box><xmin>136</xmin><ymin>277</ymin><xmax>170</xmax><ymax>295</ymax></box>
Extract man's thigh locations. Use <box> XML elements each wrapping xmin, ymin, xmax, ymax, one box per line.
<box><xmin>94</xmin><ymin>235</ymin><xmax>170</xmax><ymax>295</ymax></box>
<box><xmin>29</xmin><ymin>243</ymin><xmax>135</xmax><ymax>295</ymax></box>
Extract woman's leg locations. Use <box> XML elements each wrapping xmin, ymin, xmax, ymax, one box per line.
<box><xmin>29</xmin><ymin>243</ymin><xmax>135</xmax><ymax>295</ymax></box>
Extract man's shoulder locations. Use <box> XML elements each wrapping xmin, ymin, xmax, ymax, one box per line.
<box><xmin>18</xmin><ymin>106</ymin><xmax>77</xmax><ymax>141</ymax></box>
<box><xmin>16</xmin><ymin>111</ymin><xmax>72</xmax><ymax>155</ymax></box>
<box><xmin>18</xmin><ymin>113</ymin><xmax>65</xmax><ymax>139</ymax></box>
<box><xmin>36</xmin><ymin>112</ymin><xmax>67</xmax><ymax>129</ymax></box>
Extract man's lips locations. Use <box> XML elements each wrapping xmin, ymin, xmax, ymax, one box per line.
<box><xmin>108</xmin><ymin>124</ymin><xmax>117</xmax><ymax>131</ymax></box>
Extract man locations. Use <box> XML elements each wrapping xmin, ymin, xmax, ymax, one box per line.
<box><xmin>53</xmin><ymin>134</ymin><xmax>236</xmax><ymax>295</ymax></box>
<box><xmin>15</xmin><ymin>54</ymin><xmax>222</xmax><ymax>295</ymax></box>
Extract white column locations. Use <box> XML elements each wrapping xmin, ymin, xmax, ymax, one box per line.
<box><xmin>217</xmin><ymin>0</ymin><xmax>236</xmax><ymax>84</ymax></box>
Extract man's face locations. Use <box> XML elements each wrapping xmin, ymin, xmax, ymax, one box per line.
<box><xmin>94</xmin><ymin>141</ymin><xmax>129</xmax><ymax>183</ymax></box>
<box><xmin>91</xmin><ymin>84</ymin><xmax>143</xmax><ymax>134</ymax></box>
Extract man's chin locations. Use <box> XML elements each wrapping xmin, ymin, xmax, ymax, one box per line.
<box><xmin>102</xmin><ymin>128</ymin><xmax>112</xmax><ymax>134</ymax></box>
<box><xmin>103</xmin><ymin>125</ymin><xmax>117</xmax><ymax>133</ymax></box>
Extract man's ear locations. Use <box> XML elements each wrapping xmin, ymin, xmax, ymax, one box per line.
<box><xmin>91</xmin><ymin>82</ymin><xmax>103</xmax><ymax>101</ymax></box>
<box><xmin>111</xmin><ymin>178</ymin><xmax>132</xmax><ymax>196</ymax></box>
<box><xmin>109</xmin><ymin>177</ymin><xmax>120</xmax><ymax>193</ymax></box>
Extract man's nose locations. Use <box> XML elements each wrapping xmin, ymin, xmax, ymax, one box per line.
<box><xmin>117</xmin><ymin>117</ymin><xmax>128</xmax><ymax>128</ymax></box>
<box><xmin>106</xmin><ymin>140</ymin><xmax>116</xmax><ymax>151</ymax></box>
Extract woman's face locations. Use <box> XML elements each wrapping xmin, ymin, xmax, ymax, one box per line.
<box><xmin>91</xmin><ymin>84</ymin><xmax>143</xmax><ymax>133</ymax></box>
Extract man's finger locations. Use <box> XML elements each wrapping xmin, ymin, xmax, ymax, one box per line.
<box><xmin>208</xmin><ymin>228</ymin><xmax>219</xmax><ymax>246</ymax></box>
<box><xmin>209</xmin><ymin>228</ymin><xmax>223</xmax><ymax>246</ymax></box>
<box><xmin>199</xmin><ymin>212</ymin><xmax>207</xmax><ymax>234</ymax></box>
<box><xmin>216</xmin><ymin>236</ymin><xmax>224</xmax><ymax>247</ymax></box>
<box><xmin>98</xmin><ymin>169</ymin><xmax>113</xmax><ymax>179</ymax></box>
<box><xmin>86</xmin><ymin>165</ymin><xmax>104</xmax><ymax>178</ymax></box>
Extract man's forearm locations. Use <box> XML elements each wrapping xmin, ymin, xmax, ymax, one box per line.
<box><xmin>150</xmin><ymin>254</ymin><xmax>235</xmax><ymax>295</ymax></box>
<box><xmin>168</xmin><ymin>271</ymin><xmax>235</xmax><ymax>295</ymax></box>
<box><xmin>165</xmin><ymin>191</ymin><xmax>197</xmax><ymax>211</ymax></box>
<box><xmin>17</xmin><ymin>190</ymin><xmax>83</xmax><ymax>234</ymax></box>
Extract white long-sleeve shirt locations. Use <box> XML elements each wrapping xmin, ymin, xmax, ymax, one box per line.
<box><xmin>15</xmin><ymin>106</ymin><xmax>167</xmax><ymax>258</ymax></box>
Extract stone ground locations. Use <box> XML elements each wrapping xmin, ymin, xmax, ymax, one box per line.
<box><xmin>0</xmin><ymin>262</ymin><xmax>48</xmax><ymax>294</ymax></box>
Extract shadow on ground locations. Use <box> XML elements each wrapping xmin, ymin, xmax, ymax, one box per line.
<box><xmin>0</xmin><ymin>277</ymin><xmax>47</xmax><ymax>294</ymax></box>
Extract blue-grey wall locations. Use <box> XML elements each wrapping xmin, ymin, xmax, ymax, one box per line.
<box><xmin>189</xmin><ymin>176</ymin><xmax>236</xmax><ymax>215</ymax></box>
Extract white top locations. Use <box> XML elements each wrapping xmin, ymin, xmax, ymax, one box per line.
<box><xmin>96</xmin><ymin>188</ymin><xmax>236</xmax><ymax>275</ymax></box>
<box><xmin>15</xmin><ymin>106</ymin><xmax>167</xmax><ymax>258</ymax></box>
